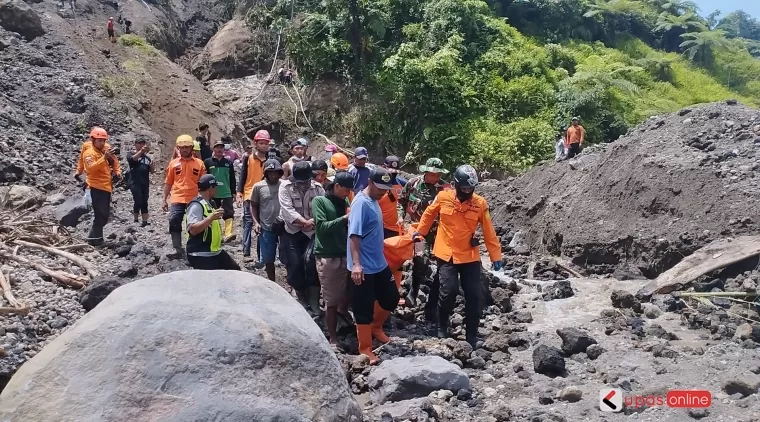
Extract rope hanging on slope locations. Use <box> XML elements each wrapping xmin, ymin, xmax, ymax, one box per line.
<box><xmin>247</xmin><ymin>32</ymin><xmax>282</xmax><ymax>106</ymax></box>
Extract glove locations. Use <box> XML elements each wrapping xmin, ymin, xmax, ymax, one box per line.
<box><xmin>492</xmin><ymin>261</ymin><xmax>503</xmax><ymax>271</ymax></box>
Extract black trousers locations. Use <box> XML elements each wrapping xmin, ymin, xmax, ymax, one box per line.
<box><xmin>284</xmin><ymin>231</ymin><xmax>316</xmax><ymax>291</ymax></box>
<box><xmin>168</xmin><ymin>203</ymin><xmax>187</xmax><ymax>233</ymax></box>
<box><xmin>90</xmin><ymin>187</ymin><xmax>111</xmax><ymax>228</ymax></box>
<box><xmin>187</xmin><ymin>250</ymin><xmax>241</xmax><ymax>270</ymax></box>
<box><xmin>352</xmin><ymin>266</ymin><xmax>399</xmax><ymax>325</ymax></box>
<box><xmin>437</xmin><ymin>259</ymin><xmax>482</xmax><ymax>331</ymax></box>
<box><xmin>566</xmin><ymin>143</ymin><xmax>581</xmax><ymax>159</ymax></box>
<box><xmin>213</xmin><ymin>197</ymin><xmax>234</xmax><ymax>219</ymax></box>
<box><xmin>130</xmin><ymin>182</ymin><xmax>149</xmax><ymax>214</ymax></box>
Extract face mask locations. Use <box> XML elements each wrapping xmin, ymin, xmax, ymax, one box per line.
<box><xmin>292</xmin><ymin>155</ymin><xmax>305</xmax><ymax>162</ymax></box>
<box><xmin>224</xmin><ymin>144</ymin><xmax>231</xmax><ymax>150</ymax></box>
<box><xmin>456</xmin><ymin>187</ymin><xmax>473</xmax><ymax>202</ymax></box>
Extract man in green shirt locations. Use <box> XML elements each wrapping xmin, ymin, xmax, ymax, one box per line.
<box><xmin>312</xmin><ymin>171</ymin><xmax>355</xmax><ymax>346</ymax></box>
<box><xmin>204</xmin><ymin>140</ymin><xmax>237</xmax><ymax>242</ymax></box>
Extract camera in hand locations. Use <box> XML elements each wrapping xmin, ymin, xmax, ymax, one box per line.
<box><xmin>470</xmin><ymin>234</ymin><xmax>481</xmax><ymax>247</ymax></box>
<box><xmin>111</xmin><ymin>146</ymin><xmax>121</xmax><ymax>155</ymax></box>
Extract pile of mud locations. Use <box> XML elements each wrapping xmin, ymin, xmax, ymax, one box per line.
<box><xmin>482</xmin><ymin>101</ymin><xmax>760</xmax><ymax>278</ymax></box>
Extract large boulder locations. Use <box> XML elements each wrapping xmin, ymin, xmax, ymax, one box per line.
<box><xmin>0</xmin><ymin>184</ymin><xmax>45</xmax><ymax>209</ymax></box>
<box><xmin>55</xmin><ymin>194</ymin><xmax>90</xmax><ymax>227</ymax></box>
<box><xmin>0</xmin><ymin>271</ymin><xmax>362</xmax><ymax>422</ymax></box>
<box><xmin>0</xmin><ymin>0</ymin><xmax>46</xmax><ymax>40</ymax></box>
<box><xmin>191</xmin><ymin>19</ymin><xmax>269</xmax><ymax>81</ymax></box>
<box><xmin>368</xmin><ymin>356</ymin><xmax>470</xmax><ymax>404</ymax></box>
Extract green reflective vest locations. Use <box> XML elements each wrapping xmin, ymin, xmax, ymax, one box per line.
<box><xmin>185</xmin><ymin>197</ymin><xmax>222</xmax><ymax>255</ymax></box>
<box><xmin>204</xmin><ymin>157</ymin><xmax>234</xmax><ymax>198</ymax></box>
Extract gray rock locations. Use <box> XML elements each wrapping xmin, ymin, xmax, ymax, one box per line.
<box><xmin>687</xmin><ymin>408</ymin><xmax>709</xmax><ymax>419</ymax></box>
<box><xmin>0</xmin><ymin>271</ymin><xmax>361</xmax><ymax>421</ymax></box>
<box><xmin>55</xmin><ymin>194</ymin><xmax>90</xmax><ymax>227</ymax></box>
<box><xmin>368</xmin><ymin>355</ymin><xmax>470</xmax><ymax>404</ymax></box>
<box><xmin>49</xmin><ymin>317</ymin><xmax>67</xmax><ymax>329</ymax></box>
<box><xmin>532</xmin><ymin>344</ymin><xmax>565</xmax><ymax>376</ymax></box>
<box><xmin>468</xmin><ymin>356</ymin><xmax>486</xmax><ymax>369</ymax></box>
<box><xmin>557</xmin><ymin>386</ymin><xmax>582</xmax><ymax>402</ymax></box>
<box><xmin>0</xmin><ymin>185</ymin><xmax>45</xmax><ymax>209</ymax></box>
<box><xmin>511</xmin><ymin>310</ymin><xmax>533</xmax><ymax>323</ymax></box>
<box><xmin>610</xmin><ymin>290</ymin><xmax>636</xmax><ymax>309</ymax></box>
<box><xmin>0</xmin><ymin>0</ymin><xmax>45</xmax><ymax>40</ymax></box>
<box><xmin>723</xmin><ymin>379</ymin><xmax>759</xmax><ymax>398</ymax></box>
<box><xmin>586</xmin><ymin>344</ymin><xmax>604</xmax><ymax>360</ymax></box>
<box><xmin>508</xmin><ymin>231</ymin><xmax>530</xmax><ymax>255</ymax></box>
<box><xmin>642</xmin><ymin>303</ymin><xmax>662</xmax><ymax>319</ymax></box>
<box><xmin>556</xmin><ymin>327</ymin><xmax>597</xmax><ymax>355</ymax></box>
<box><xmin>735</xmin><ymin>323</ymin><xmax>760</xmax><ymax>342</ymax></box>
<box><xmin>483</xmin><ymin>333</ymin><xmax>509</xmax><ymax>353</ymax></box>
<box><xmin>490</xmin><ymin>287</ymin><xmax>512</xmax><ymax>312</ymax></box>
<box><xmin>542</xmin><ymin>280</ymin><xmax>574</xmax><ymax>301</ymax></box>
<box><xmin>370</xmin><ymin>397</ymin><xmax>433</xmax><ymax>422</ymax></box>
<box><xmin>78</xmin><ymin>276</ymin><xmax>128</xmax><ymax>312</ymax></box>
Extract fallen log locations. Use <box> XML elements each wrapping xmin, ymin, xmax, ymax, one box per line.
<box><xmin>556</xmin><ymin>259</ymin><xmax>583</xmax><ymax>278</ymax></box>
<box><xmin>0</xmin><ymin>250</ymin><xmax>84</xmax><ymax>289</ymax></box>
<box><xmin>0</xmin><ymin>270</ymin><xmax>22</xmax><ymax>308</ymax></box>
<box><xmin>13</xmin><ymin>239</ymin><xmax>100</xmax><ymax>278</ymax></box>
<box><xmin>0</xmin><ymin>306</ymin><xmax>30</xmax><ymax>315</ymax></box>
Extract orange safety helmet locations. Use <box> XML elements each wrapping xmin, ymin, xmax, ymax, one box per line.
<box><xmin>330</xmin><ymin>152</ymin><xmax>349</xmax><ymax>170</ymax></box>
<box><xmin>89</xmin><ymin>127</ymin><xmax>109</xmax><ymax>140</ymax></box>
<box><xmin>252</xmin><ymin>129</ymin><xmax>271</xmax><ymax>142</ymax></box>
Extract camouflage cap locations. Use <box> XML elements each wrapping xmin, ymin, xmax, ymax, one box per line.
<box><xmin>418</xmin><ymin>158</ymin><xmax>449</xmax><ymax>174</ymax></box>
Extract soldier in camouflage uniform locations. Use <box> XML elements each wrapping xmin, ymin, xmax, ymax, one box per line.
<box><xmin>398</xmin><ymin>157</ymin><xmax>450</xmax><ymax>321</ymax></box>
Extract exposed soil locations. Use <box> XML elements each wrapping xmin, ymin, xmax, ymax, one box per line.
<box><xmin>481</xmin><ymin>102</ymin><xmax>760</xmax><ymax>278</ymax></box>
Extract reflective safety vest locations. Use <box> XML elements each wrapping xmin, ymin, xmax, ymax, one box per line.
<box><xmin>185</xmin><ymin>197</ymin><xmax>222</xmax><ymax>255</ymax></box>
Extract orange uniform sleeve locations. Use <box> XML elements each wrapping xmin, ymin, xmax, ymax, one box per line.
<box><xmin>83</xmin><ymin>150</ymin><xmax>108</xmax><ymax>173</ymax></box>
<box><xmin>417</xmin><ymin>194</ymin><xmax>442</xmax><ymax>237</ymax></box>
<box><xmin>479</xmin><ymin>200</ymin><xmax>502</xmax><ymax>263</ymax></box>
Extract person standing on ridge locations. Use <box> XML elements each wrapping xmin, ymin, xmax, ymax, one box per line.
<box><xmin>163</xmin><ymin>135</ymin><xmax>206</xmax><ymax>258</ymax></box>
<box><xmin>348</xmin><ymin>167</ymin><xmax>398</xmax><ymax>364</ymax></box>
<box><xmin>348</xmin><ymin>147</ymin><xmax>371</xmax><ymax>192</ymax></box>
<box><xmin>205</xmin><ymin>139</ymin><xmax>237</xmax><ymax>242</ymax></box>
<box><xmin>238</xmin><ymin>129</ymin><xmax>270</xmax><ymax>258</ymax></box>
<box><xmin>397</xmin><ymin>157</ymin><xmax>449</xmax><ymax>315</ymax></box>
<box><xmin>279</xmin><ymin>161</ymin><xmax>325</xmax><ymax>314</ymax></box>
<box><xmin>107</xmin><ymin>17</ymin><xmax>116</xmax><ymax>43</ymax></box>
<box><xmin>196</xmin><ymin>123</ymin><xmax>213</xmax><ymax>161</ymax></box>
<box><xmin>185</xmin><ymin>174</ymin><xmax>241</xmax><ymax>270</ymax></box>
<box><xmin>565</xmin><ymin>117</ymin><xmax>585</xmax><ymax>159</ymax></box>
<box><xmin>127</xmin><ymin>138</ymin><xmax>153</xmax><ymax>227</ymax></box>
<box><xmin>82</xmin><ymin>127</ymin><xmax>121</xmax><ymax>245</ymax></box>
<box><xmin>312</xmin><ymin>170</ymin><xmax>355</xmax><ymax>346</ymax></box>
<box><xmin>283</xmin><ymin>139</ymin><xmax>309</xmax><ymax>179</ymax></box>
<box><xmin>250</xmin><ymin>159</ymin><xmax>283</xmax><ymax>281</ymax></box>
<box><xmin>414</xmin><ymin>165</ymin><xmax>502</xmax><ymax>348</ymax></box>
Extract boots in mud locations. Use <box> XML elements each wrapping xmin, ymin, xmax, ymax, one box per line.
<box><xmin>167</xmin><ymin>232</ymin><xmax>185</xmax><ymax>259</ymax></box>
<box><xmin>437</xmin><ymin>311</ymin><xmax>449</xmax><ymax>339</ymax></box>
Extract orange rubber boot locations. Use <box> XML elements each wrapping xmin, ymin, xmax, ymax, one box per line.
<box><xmin>371</xmin><ymin>302</ymin><xmax>391</xmax><ymax>344</ymax></box>
<box><xmin>356</xmin><ymin>324</ymin><xmax>378</xmax><ymax>364</ymax></box>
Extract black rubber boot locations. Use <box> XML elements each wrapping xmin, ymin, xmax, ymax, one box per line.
<box><xmin>87</xmin><ymin>225</ymin><xmax>104</xmax><ymax>246</ymax></box>
<box><xmin>167</xmin><ymin>232</ymin><xmax>185</xmax><ymax>259</ymax></box>
<box><xmin>437</xmin><ymin>312</ymin><xmax>449</xmax><ymax>339</ymax></box>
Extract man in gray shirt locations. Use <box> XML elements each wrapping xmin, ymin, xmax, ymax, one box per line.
<box><xmin>251</xmin><ymin>159</ymin><xmax>284</xmax><ymax>281</ymax></box>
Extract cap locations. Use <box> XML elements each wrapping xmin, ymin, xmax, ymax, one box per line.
<box><xmin>291</xmin><ymin>140</ymin><xmax>305</xmax><ymax>149</ymax></box>
<box><xmin>354</xmin><ymin>147</ymin><xmax>368</xmax><ymax>159</ymax></box>
<box><xmin>198</xmin><ymin>174</ymin><xmax>218</xmax><ymax>190</ymax></box>
<box><xmin>311</xmin><ymin>159</ymin><xmax>328</xmax><ymax>172</ymax></box>
<box><xmin>291</xmin><ymin>161</ymin><xmax>313</xmax><ymax>181</ymax></box>
<box><xmin>572</xmin><ymin>116</ymin><xmax>580</xmax><ymax>121</ymax></box>
<box><xmin>263</xmin><ymin>158</ymin><xmax>283</xmax><ymax>173</ymax></box>
<box><xmin>384</xmin><ymin>155</ymin><xmax>401</xmax><ymax>173</ymax></box>
<box><xmin>333</xmin><ymin>170</ymin><xmax>355</xmax><ymax>189</ymax></box>
<box><xmin>324</xmin><ymin>144</ymin><xmax>337</xmax><ymax>152</ymax></box>
<box><xmin>251</xmin><ymin>129</ymin><xmax>271</xmax><ymax>141</ymax></box>
<box><xmin>369</xmin><ymin>167</ymin><xmax>393</xmax><ymax>190</ymax></box>
<box><xmin>296</xmin><ymin>138</ymin><xmax>309</xmax><ymax>146</ymax></box>
<box><xmin>213</xmin><ymin>139</ymin><xmax>225</xmax><ymax>147</ymax></box>
<box><xmin>136</xmin><ymin>139</ymin><xmax>147</xmax><ymax>144</ymax></box>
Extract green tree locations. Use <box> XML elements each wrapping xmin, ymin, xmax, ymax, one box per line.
<box><xmin>654</xmin><ymin>11</ymin><xmax>707</xmax><ymax>51</ymax></box>
<box><xmin>679</xmin><ymin>29</ymin><xmax>732</xmax><ymax>65</ymax></box>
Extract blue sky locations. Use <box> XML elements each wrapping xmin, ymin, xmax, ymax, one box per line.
<box><xmin>692</xmin><ymin>0</ymin><xmax>759</xmax><ymax>20</ymax></box>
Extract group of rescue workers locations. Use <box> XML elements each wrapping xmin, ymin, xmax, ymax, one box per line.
<box><xmin>74</xmin><ymin>124</ymin><xmax>503</xmax><ymax>363</ymax></box>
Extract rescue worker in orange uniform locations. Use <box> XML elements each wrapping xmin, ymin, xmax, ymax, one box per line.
<box><xmin>81</xmin><ymin>127</ymin><xmax>121</xmax><ymax>246</ymax></box>
<box><xmin>415</xmin><ymin>164</ymin><xmax>502</xmax><ymax>347</ymax></box>
<box><xmin>564</xmin><ymin>116</ymin><xmax>585</xmax><ymax>159</ymax></box>
<box><xmin>377</xmin><ymin>156</ymin><xmax>406</xmax><ymax>303</ymax></box>
<box><xmin>163</xmin><ymin>134</ymin><xmax>207</xmax><ymax>258</ymax></box>
<box><xmin>75</xmin><ymin>130</ymin><xmax>112</xmax><ymax>184</ymax></box>
<box><xmin>237</xmin><ymin>129</ymin><xmax>270</xmax><ymax>258</ymax></box>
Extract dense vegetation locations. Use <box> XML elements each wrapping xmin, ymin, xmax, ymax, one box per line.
<box><xmin>247</xmin><ymin>0</ymin><xmax>760</xmax><ymax>174</ymax></box>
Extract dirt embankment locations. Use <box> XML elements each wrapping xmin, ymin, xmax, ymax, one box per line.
<box><xmin>481</xmin><ymin>102</ymin><xmax>760</xmax><ymax>278</ymax></box>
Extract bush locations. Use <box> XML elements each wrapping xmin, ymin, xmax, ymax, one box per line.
<box><xmin>117</xmin><ymin>34</ymin><xmax>159</xmax><ymax>56</ymax></box>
